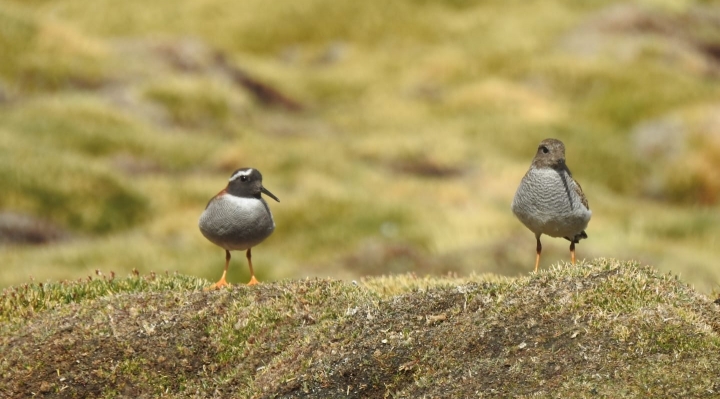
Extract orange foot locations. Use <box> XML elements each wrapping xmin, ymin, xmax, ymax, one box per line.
<box><xmin>247</xmin><ymin>276</ymin><xmax>259</xmax><ymax>286</ymax></box>
<box><xmin>204</xmin><ymin>277</ymin><xmax>230</xmax><ymax>291</ymax></box>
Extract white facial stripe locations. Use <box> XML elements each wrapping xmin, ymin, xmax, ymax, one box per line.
<box><xmin>229</xmin><ymin>169</ymin><xmax>254</xmax><ymax>182</ymax></box>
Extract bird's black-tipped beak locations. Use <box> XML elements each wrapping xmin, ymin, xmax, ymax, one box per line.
<box><xmin>261</xmin><ymin>186</ymin><xmax>280</xmax><ymax>202</ymax></box>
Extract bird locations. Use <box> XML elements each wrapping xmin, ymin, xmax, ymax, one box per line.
<box><xmin>199</xmin><ymin>167</ymin><xmax>279</xmax><ymax>289</ymax></box>
<box><xmin>511</xmin><ymin>138</ymin><xmax>591</xmax><ymax>272</ymax></box>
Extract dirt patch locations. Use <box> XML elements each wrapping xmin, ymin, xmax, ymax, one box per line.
<box><xmin>0</xmin><ymin>212</ymin><xmax>70</xmax><ymax>245</ymax></box>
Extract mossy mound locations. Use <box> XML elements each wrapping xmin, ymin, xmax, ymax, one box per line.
<box><xmin>1</xmin><ymin>259</ymin><xmax>719</xmax><ymax>398</ymax></box>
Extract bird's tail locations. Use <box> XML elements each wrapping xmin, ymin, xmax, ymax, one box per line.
<box><xmin>565</xmin><ymin>230</ymin><xmax>587</xmax><ymax>243</ymax></box>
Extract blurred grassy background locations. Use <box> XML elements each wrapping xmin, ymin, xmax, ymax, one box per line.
<box><xmin>2</xmin><ymin>0</ymin><xmax>720</xmax><ymax>292</ymax></box>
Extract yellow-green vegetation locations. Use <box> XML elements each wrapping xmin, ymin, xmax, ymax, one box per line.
<box><xmin>2</xmin><ymin>0</ymin><xmax>720</xmax><ymax>295</ymax></box>
<box><xmin>1</xmin><ymin>259</ymin><xmax>719</xmax><ymax>397</ymax></box>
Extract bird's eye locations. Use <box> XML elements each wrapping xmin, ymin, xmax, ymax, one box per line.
<box><xmin>240</xmin><ymin>175</ymin><xmax>248</xmax><ymax>182</ymax></box>
<box><xmin>541</xmin><ymin>146</ymin><xmax>549</xmax><ymax>154</ymax></box>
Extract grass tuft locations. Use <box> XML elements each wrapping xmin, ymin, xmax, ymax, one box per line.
<box><xmin>0</xmin><ymin>270</ymin><xmax>205</xmax><ymax>324</ymax></box>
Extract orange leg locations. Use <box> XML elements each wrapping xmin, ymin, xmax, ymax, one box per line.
<box><xmin>205</xmin><ymin>250</ymin><xmax>232</xmax><ymax>290</ymax></box>
<box><xmin>570</xmin><ymin>242</ymin><xmax>576</xmax><ymax>265</ymax></box>
<box><xmin>246</xmin><ymin>248</ymin><xmax>259</xmax><ymax>286</ymax></box>
<box><xmin>534</xmin><ymin>235</ymin><xmax>542</xmax><ymax>273</ymax></box>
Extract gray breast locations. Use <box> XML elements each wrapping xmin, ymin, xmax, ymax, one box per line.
<box><xmin>199</xmin><ymin>194</ymin><xmax>275</xmax><ymax>251</ymax></box>
<box><xmin>511</xmin><ymin>167</ymin><xmax>591</xmax><ymax>238</ymax></box>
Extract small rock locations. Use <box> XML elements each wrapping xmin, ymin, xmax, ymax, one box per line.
<box><xmin>39</xmin><ymin>381</ymin><xmax>53</xmax><ymax>393</ymax></box>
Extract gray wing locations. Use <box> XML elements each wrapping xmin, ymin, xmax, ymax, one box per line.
<box><xmin>574</xmin><ymin>180</ymin><xmax>589</xmax><ymax>210</ymax></box>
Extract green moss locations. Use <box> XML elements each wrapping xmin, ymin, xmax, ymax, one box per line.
<box><xmin>576</xmin><ymin>63</ymin><xmax>714</xmax><ymax>129</ymax></box>
<box><xmin>143</xmin><ymin>78</ymin><xmax>240</xmax><ymax>130</ymax></box>
<box><xmin>0</xmin><ymin>98</ymin><xmax>213</xmax><ymax>168</ymax></box>
<box><xmin>0</xmin><ymin>259</ymin><xmax>720</xmax><ymax>398</ymax></box>
<box><xmin>0</xmin><ymin>4</ymin><xmax>111</xmax><ymax>92</ymax></box>
<box><xmin>0</xmin><ymin>147</ymin><xmax>149</xmax><ymax>233</ymax></box>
